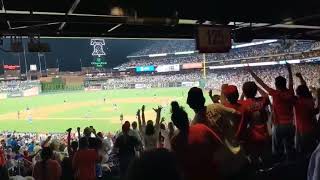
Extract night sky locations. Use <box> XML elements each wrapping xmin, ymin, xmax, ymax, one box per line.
<box><xmin>0</xmin><ymin>38</ymin><xmax>152</xmax><ymax>73</ymax></box>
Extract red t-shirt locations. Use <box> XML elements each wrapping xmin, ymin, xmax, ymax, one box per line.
<box><xmin>294</xmin><ymin>97</ymin><xmax>317</xmax><ymax>134</ymax></box>
<box><xmin>33</xmin><ymin>159</ymin><xmax>61</xmax><ymax>180</ymax></box>
<box><xmin>24</xmin><ymin>155</ymin><xmax>33</xmax><ymax>162</ymax></box>
<box><xmin>240</xmin><ymin>97</ymin><xmax>270</xmax><ymax>142</ymax></box>
<box><xmin>0</xmin><ymin>149</ymin><xmax>6</xmax><ymax>166</ymax></box>
<box><xmin>268</xmin><ymin>88</ymin><xmax>295</xmax><ymax>125</ymax></box>
<box><xmin>72</xmin><ymin>149</ymin><xmax>99</xmax><ymax>180</ymax></box>
<box><xmin>171</xmin><ymin>124</ymin><xmax>223</xmax><ymax>180</ymax></box>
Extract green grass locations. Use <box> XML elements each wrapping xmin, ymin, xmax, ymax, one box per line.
<box><xmin>0</xmin><ymin>88</ymin><xmax>211</xmax><ymax>133</ymax></box>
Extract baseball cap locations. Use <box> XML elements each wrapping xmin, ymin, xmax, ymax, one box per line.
<box><xmin>222</xmin><ymin>85</ymin><xmax>238</xmax><ymax>96</ymax></box>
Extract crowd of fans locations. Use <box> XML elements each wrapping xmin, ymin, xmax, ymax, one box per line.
<box><xmin>1</xmin><ymin>63</ymin><xmax>320</xmax><ymax>180</ymax></box>
<box><xmin>87</xmin><ymin>63</ymin><xmax>320</xmax><ymax>91</ymax></box>
<box><xmin>206</xmin><ymin>63</ymin><xmax>320</xmax><ymax>91</ymax></box>
<box><xmin>118</xmin><ymin>55</ymin><xmax>203</xmax><ymax>67</ymax></box>
<box><xmin>130</xmin><ymin>40</ymin><xmax>196</xmax><ymax>56</ymax></box>
<box><xmin>0</xmin><ymin>81</ymin><xmax>40</xmax><ymax>94</ymax></box>
<box><xmin>118</xmin><ymin>40</ymin><xmax>317</xmax><ymax>68</ymax></box>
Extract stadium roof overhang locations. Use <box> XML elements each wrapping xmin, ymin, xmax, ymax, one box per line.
<box><xmin>1</xmin><ymin>0</ymin><xmax>320</xmax><ymax>40</ymax></box>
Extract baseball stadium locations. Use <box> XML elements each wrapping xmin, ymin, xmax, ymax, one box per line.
<box><xmin>2</xmin><ymin>2</ymin><xmax>320</xmax><ymax>180</ymax></box>
<box><xmin>1</xmin><ymin>39</ymin><xmax>320</xmax><ymax>134</ymax></box>
<box><xmin>0</xmin><ymin>39</ymin><xmax>213</xmax><ymax>133</ymax></box>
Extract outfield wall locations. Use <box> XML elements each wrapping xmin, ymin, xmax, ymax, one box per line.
<box><xmin>41</xmin><ymin>76</ymin><xmax>84</xmax><ymax>92</ymax></box>
<box><xmin>86</xmin><ymin>80</ymin><xmax>202</xmax><ymax>90</ymax></box>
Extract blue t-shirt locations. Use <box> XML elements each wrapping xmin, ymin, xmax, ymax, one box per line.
<box><xmin>28</xmin><ymin>143</ymin><xmax>35</xmax><ymax>153</ymax></box>
<box><xmin>10</xmin><ymin>139</ymin><xmax>18</xmax><ymax>148</ymax></box>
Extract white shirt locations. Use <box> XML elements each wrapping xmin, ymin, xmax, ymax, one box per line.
<box><xmin>192</xmin><ymin>103</ymin><xmax>237</xmax><ymax>127</ymax></box>
<box><xmin>141</xmin><ymin>125</ymin><xmax>159</xmax><ymax>151</ymax></box>
<box><xmin>159</xmin><ymin>129</ymin><xmax>171</xmax><ymax>150</ymax></box>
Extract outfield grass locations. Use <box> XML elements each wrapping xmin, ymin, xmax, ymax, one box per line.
<box><xmin>0</xmin><ymin>88</ymin><xmax>212</xmax><ymax>133</ymax></box>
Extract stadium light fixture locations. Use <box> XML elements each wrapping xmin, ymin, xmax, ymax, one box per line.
<box><xmin>209</xmin><ymin>64</ymin><xmax>245</xmax><ymax>69</ymax></box>
<box><xmin>149</xmin><ymin>53</ymin><xmax>167</xmax><ymax>57</ymax></box>
<box><xmin>232</xmin><ymin>39</ymin><xmax>278</xmax><ymax>49</ymax></box>
<box><xmin>248</xmin><ymin>62</ymin><xmax>278</xmax><ymax>66</ymax></box>
<box><xmin>174</xmin><ymin>51</ymin><xmax>195</xmax><ymax>55</ymax></box>
<box><xmin>279</xmin><ymin>60</ymin><xmax>300</xmax><ymax>64</ymax></box>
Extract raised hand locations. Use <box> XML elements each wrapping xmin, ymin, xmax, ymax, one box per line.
<box><xmin>153</xmin><ymin>106</ymin><xmax>163</xmax><ymax>114</ymax></box>
<box><xmin>136</xmin><ymin>109</ymin><xmax>140</xmax><ymax>116</ymax></box>
<box><xmin>141</xmin><ymin>105</ymin><xmax>145</xmax><ymax>112</ymax></box>
<box><xmin>92</xmin><ymin>128</ymin><xmax>96</xmax><ymax>135</ymax></box>
<box><xmin>209</xmin><ymin>89</ymin><xmax>213</xmax><ymax>97</ymax></box>
<box><xmin>66</xmin><ymin>128</ymin><xmax>72</xmax><ymax>133</ymax></box>
<box><xmin>285</xmin><ymin>62</ymin><xmax>292</xmax><ymax>70</ymax></box>
<box><xmin>77</xmin><ymin>127</ymin><xmax>80</xmax><ymax>132</ymax></box>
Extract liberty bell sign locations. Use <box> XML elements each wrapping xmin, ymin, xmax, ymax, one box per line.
<box><xmin>91</xmin><ymin>39</ymin><xmax>106</xmax><ymax>57</ymax></box>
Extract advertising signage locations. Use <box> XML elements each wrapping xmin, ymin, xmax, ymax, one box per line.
<box><xmin>182</xmin><ymin>63</ymin><xmax>203</xmax><ymax>69</ymax></box>
<box><xmin>156</xmin><ymin>64</ymin><xmax>180</xmax><ymax>72</ymax></box>
<box><xmin>136</xmin><ymin>66</ymin><xmax>155</xmax><ymax>72</ymax></box>
<box><xmin>91</xmin><ymin>57</ymin><xmax>107</xmax><ymax>68</ymax></box>
<box><xmin>4</xmin><ymin>65</ymin><xmax>20</xmax><ymax>70</ymax></box>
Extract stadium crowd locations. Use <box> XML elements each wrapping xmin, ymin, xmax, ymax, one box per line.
<box><xmin>1</xmin><ymin>63</ymin><xmax>320</xmax><ymax>180</ymax></box>
<box><xmin>118</xmin><ymin>40</ymin><xmax>317</xmax><ymax>68</ymax></box>
<box><xmin>130</xmin><ymin>40</ymin><xmax>195</xmax><ymax>56</ymax></box>
<box><xmin>90</xmin><ymin>63</ymin><xmax>320</xmax><ymax>91</ymax></box>
<box><xmin>0</xmin><ymin>81</ymin><xmax>40</xmax><ymax>94</ymax></box>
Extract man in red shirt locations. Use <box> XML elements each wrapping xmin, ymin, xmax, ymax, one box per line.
<box><xmin>220</xmin><ymin>84</ymin><xmax>247</xmax><ymax>140</ymax></box>
<box><xmin>170</xmin><ymin>101</ymin><xmax>224</xmax><ymax>180</ymax></box>
<box><xmin>294</xmin><ymin>73</ymin><xmax>320</xmax><ymax>155</ymax></box>
<box><xmin>248</xmin><ymin>63</ymin><xmax>295</xmax><ymax>160</ymax></box>
<box><xmin>240</xmin><ymin>81</ymin><xmax>271</xmax><ymax>162</ymax></box>
<box><xmin>73</xmin><ymin>137</ymin><xmax>102</xmax><ymax>180</ymax></box>
<box><xmin>33</xmin><ymin>147</ymin><xmax>62</xmax><ymax>180</ymax></box>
